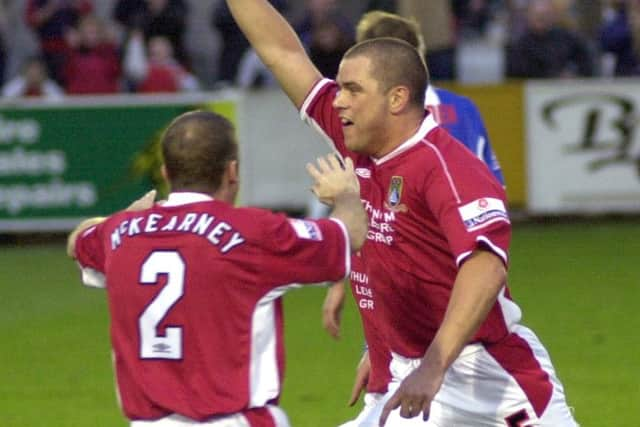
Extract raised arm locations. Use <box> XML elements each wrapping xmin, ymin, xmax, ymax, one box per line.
<box><xmin>225</xmin><ymin>0</ymin><xmax>322</xmax><ymax>108</ymax></box>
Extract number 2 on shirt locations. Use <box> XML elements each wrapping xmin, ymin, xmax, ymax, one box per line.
<box><xmin>139</xmin><ymin>251</ymin><xmax>185</xmax><ymax>360</ymax></box>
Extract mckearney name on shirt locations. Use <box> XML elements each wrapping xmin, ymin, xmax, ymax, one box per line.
<box><xmin>109</xmin><ymin>212</ymin><xmax>246</xmax><ymax>253</ymax></box>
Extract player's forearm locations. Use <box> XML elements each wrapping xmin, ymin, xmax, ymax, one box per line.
<box><xmin>66</xmin><ymin>217</ymin><xmax>105</xmax><ymax>258</ymax></box>
<box><xmin>331</xmin><ymin>192</ymin><xmax>367</xmax><ymax>252</ymax></box>
<box><xmin>225</xmin><ymin>0</ymin><xmax>320</xmax><ymax>108</ymax></box>
<box><xmin>421</xmin><ymin>250</ymin><xmax>506</xmax><ymax>371</ymax></box>
<box><xmin>225</xmin><ymin>0</ymin><xmax>300</xmax><ymax>64</ymax></box>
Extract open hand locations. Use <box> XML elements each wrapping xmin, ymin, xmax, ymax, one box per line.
<box><xmin>306</xmin><ymin>154</ymin><xmax>359</xmax><ymax>206</ymax></box>
<box><xmin>126</xmin><ymin>189</ymin><xmax>157</xmax><ymax>212</ymax></box>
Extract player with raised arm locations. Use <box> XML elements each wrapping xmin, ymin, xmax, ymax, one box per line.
<box><xmin>322</xmin><ymin>11</ymin><xmax>513</xmax><ymax>426</ymax></box>
<box><xmin>310</xmin><ymin>10</ymin><xmax>504</xmax><ymax>220</ymax></box>
<box><xmin>67</xmin><ymin>110</ymin><xmax>367</xmax><ymax>427</ymax></box>
<box><xmin>321</xmin><ymin>10</ymin><xmax>506</xmax><ymax>349</ymax></box>
<box><xmin>225</xmin><ymin>1</ymin><xmax>578</xmax><ymax>426</ymax></box>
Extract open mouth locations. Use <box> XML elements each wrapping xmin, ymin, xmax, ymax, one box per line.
<box><xmin>341</xmin><ymin>118</ymin><xmax>354</xmax><ymax>127</ymax></box>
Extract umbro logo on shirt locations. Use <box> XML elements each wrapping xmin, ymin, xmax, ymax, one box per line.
<box><xmin>153</xmin><ymin>343</ymin><xmax>172</xmax><ymax>354</ymax></box>
<box><xmin>355</xmin><ymin>168</ymin><xmax>371</xmax><ymax>178</ymax></box>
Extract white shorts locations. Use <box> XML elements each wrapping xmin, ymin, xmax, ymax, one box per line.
<box><xmin>130</xmin><ymin>405</ymin><xmax>290</xmax><ymax>427</ymax></box>
<box><xmin>337</xmin><ymin>392</ymin><xmax>385</xmax><ymax>427</ymax></box>
<box><xmin>340</xmin><ymin>325</ymin><xmax>579</xmax><ymax>427</ymax></box>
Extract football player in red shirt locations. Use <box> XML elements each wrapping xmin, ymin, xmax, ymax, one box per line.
<box><xmin>67</xmin><ymin>110</ymin><xmax>367</xmax><ymax>427</ymax></box>
<box><xmin>224</xmin><ymin>1</ymin><xmax>579</xmax><ymax>426</ymax></box>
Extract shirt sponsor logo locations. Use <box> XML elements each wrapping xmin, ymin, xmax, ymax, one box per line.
<box><xmin>355</xmin><ymin>168</ymin><xmax>371</xmax><ymax>178</ymax></box>
<box><xmin>288</xmin><ymin>219</ymin><xmax>323</xmax><ymax>240</ymax></box>
<box><xmin>459</xmin><ymin>197</ymin><xmax>509</xmax><ymax>231</ymax></box>
<box><xmin>363</xmin><ymin>200</ymin><xmax>396</xmax><ymax>245</ymax></box>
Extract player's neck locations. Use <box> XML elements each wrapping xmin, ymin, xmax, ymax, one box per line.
<box><xmin>372</xmin><ymin>111</ymin><xmax>425</xmax><ymax>159</ymax></box>
<box><xmin>213</xmin><ymin>185</ymin><xmax>237</xmax><ymax>204</ymax></box>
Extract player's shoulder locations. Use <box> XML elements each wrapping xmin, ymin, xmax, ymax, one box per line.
<box><xmin>226</xmin><ymin>205</ymin><xmax>291</xmax><ymax>237</ymax></box>
<box><xmin>420</xmin><ymin>125</ymin><xmax>459</xmax><ymax>150</ymax></box>
<box><xmin>402</xmin><ymin>114</ymin><xmax>459</xmax><ymax>157</ymax></box>
<box><xmin>303</xmin><ymin>78</ymin><xmax>338</xmax><ymax>106</ymax></box>
<box><xmin>96</xmin><ymin>209</ymin><xmax>130</xmax><ymax>232</ymax></box>
<box><xmin>419</xmin><ymin>126</ymin><xmax>482</xmax><ymax>167</ymax></box>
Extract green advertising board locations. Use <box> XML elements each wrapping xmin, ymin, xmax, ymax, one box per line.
<box><xmin>0</xmin><ymin>96</ymin><xmax>236</xmax><ymax>232</ymax></box>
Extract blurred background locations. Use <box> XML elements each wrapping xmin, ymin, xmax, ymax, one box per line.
<box><xmin>0</xmin><ymin>0</ymin><xmax>638</xmax><ymax>426</ymax></box>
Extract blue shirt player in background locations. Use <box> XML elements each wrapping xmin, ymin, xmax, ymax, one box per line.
<box><xmin>424</xmin><ymin>84</ymin><xmax>504</xmax><ymax>185</ymax></box>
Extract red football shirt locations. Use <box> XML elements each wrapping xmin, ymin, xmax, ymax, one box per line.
<box><xmin>348</xmin><ymin>253</ymin><xmax>391</xmax><ymax>394</ymax></box>
<box><xmin>301</xmin><ymin>79</ymin><xmax>521</xmax><ymax>359</ymax></box>
<box><xmin>74</xmin><ymin>192</ymin><xmax>350</xmax><ymax>422</ymax></box>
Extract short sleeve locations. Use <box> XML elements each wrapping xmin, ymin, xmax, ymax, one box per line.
<box><xmin>74</xmin><ymin>222</ymin><xmax>107</xmax><ymax>288</ymax></box>
<box><xmin>299</xmin><ymin>78</ymin><xmax>349</xmax><ymax>158</ymax></box>
<box><xmin>422</xmin><ymin>134</ymin><xmax>511</xmax><ymax>267</ymax></box>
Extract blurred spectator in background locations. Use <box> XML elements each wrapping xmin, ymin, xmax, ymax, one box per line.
<box><xmin>211</xmin><ymin>0</ymin><xmax>287</xmax><ymax>85</ymax></box>
<box><xmin>234</xmin><ymin>0</ymin><xmax>353</xmax><ymax>87</ymax></box>
<box><xmin>124</xmin><ymin>31</ymin><xmax>199</xmax><ymax>93</ymax></box>
<box><xmin>600</xmin><ymin>0</ymin><xmax>640</xmax><ymax>76</ymax></box>
<box><xmin>307</xmin><ymin>18</ymin><xmax>353</xmax><ymax>79</ymax></box>
<box><xmin>506</xmin><ymin>0</ymin><xmax>581</xmax><ymax>43</ymax></box>
<box><xmin>365</xmin><ymin>0</ymin><xmax>396</xmax><ymax>12</ymax></box>
<box><xmin>506</xmin><ymin>0</ymin><xmax>594</xmax><ymax>78</ymax></box>
<box><xmin>295</xmin><ymin>0</ymin><xmax>353</xmax><ymax>79</ymax></box>
<box><xmin>235</xmin><ymin>48</ymin><xmax>277</xmax><ymax>88</ymax></box>
<box><xmin>453</xmin><ymin>0</ymin><xmax>494</xmax><ymax>38</ymax></box>
<box><xmin>396</xmin><ymin>0</ymin><xmax>457</xmax><ymax>80</ymax></box>
<box><xmin>25</xmin><ymin>0</ymin><xmax>93</xmax><ymax>83</ymax></box>
<box><xmin>1</xmin><ymin>55</ymin><xmax>64</xmax><ymax>99</ymax></box>
<box><xmin>113</xmin><ymin>0</ymin><xmax>189</xmax><ymax>66</ymax></box>
<box><xmin>506</xmin><ymin>0</ymin><xmax>531</xmax><ymax>41</ymax></box>
<box><xmin>62</xmin><ymin>15</ymin><xmax>120</xmax><ymax>94</ymax></box>
<box><xmin>0</xmin><ymin>0</ymin><xmax>8</xmax><ymax>85</ymax></box>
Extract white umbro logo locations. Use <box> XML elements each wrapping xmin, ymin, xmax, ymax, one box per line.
<box><xmin>355</xmin><ymin>168</ymin><xmax>371</xmax><ymax>178</ymax></box>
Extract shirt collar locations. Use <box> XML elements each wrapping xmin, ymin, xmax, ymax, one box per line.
<box><xmin>163</xmin><ymin>192</ymin><xmax>214</xmax><ymax>207</ymax></box>
<box><xmin>424</xmin><ymin>84</ymin><xmax>440</xmax><ymax>106</ymax></box>
<box><xmin>372</xmin><ymin>113</ymin><xmax>439</xmax><ymax>165</ymax></box>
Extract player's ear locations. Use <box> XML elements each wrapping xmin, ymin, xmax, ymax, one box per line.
<box><xmin>388</xmin><ymin>85</ymin><xmax>410</xmax><ymax>114</ymax></box>
<box><xmin>227</xmin><ymin>160</ymin><xmax>239</xmax><ymax>186</ymax></box>
<box><xmin>161</xmin><ymin>164</ymin><xmax>169</xmax><ymax>182</ymax></box>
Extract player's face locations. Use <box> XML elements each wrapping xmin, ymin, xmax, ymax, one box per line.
<box><xmin>333</xmin><ymin>56</ymin><xmax>389</xmax><ymax>155</ymax></box>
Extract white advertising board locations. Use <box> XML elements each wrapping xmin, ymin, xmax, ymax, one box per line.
<box><xmin>526</xmin><ymin>80</ymin><xmax>640</xmax><ymax>213</ymax></box>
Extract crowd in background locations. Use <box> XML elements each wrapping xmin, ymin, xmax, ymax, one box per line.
<box><xmin>0</xmin><ymin>0</ymin><xmax>639</xmax><ymax>100</ymax></box>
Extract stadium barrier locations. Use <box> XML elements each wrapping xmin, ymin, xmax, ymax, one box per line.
<box><xmin>524</xmin><ymin>79</ymin><xmax>640</xmax><ymax>214</ymax></box>
<box><xmin>1</xmin><ymin>79</ymin><xmax>638</xmax><ymax>232</ymax></box>
<box><xmin>0</xmin><ymin>90</ymin><xmax>328</xmax><ymax>232</ymax></box>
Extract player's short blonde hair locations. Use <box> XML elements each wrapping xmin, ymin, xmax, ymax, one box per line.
<box><xmin>356</xmin><ymin>11</ymin><xmax>426</xmax><ymax>59</ymax></box>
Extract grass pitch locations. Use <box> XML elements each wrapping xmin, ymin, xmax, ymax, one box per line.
<box><xmin>1</xmin><ymin>219</ymin><xmax>638</xmax><ymax>426</ymax></box>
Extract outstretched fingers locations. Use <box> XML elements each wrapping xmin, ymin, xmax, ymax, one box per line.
<box><xmin>378</xmin><ymin>389</ymin><xmax>431</xmax><ymax>426</ymax></box>
<box><xmin>379</xmin><ymin>390</ymin><xmax>401</xmax><ymax>427</ymax></box>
